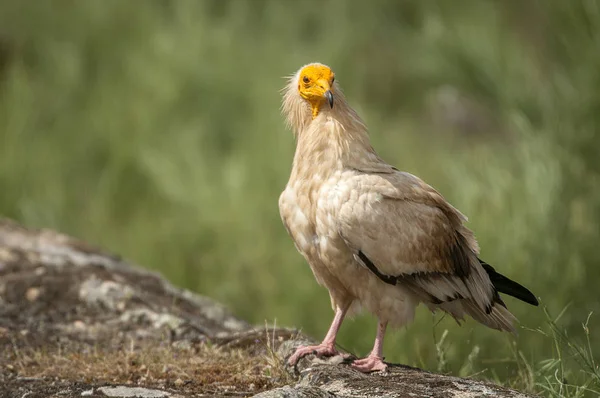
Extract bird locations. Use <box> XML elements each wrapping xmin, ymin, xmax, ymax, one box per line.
<box><xmin>278</xmin><ymin>62</ymin><xmax>539</xmax><ymax>373</ymax></box>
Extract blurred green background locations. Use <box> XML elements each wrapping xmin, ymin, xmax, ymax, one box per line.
<box><xmin>1</xmin><ymin>0</ymin><xmax>599</xmax><ymax>394</ymax></box>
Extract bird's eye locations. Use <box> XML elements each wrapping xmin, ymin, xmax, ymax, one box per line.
<box><xmin>302</xmin><ymin>76</ymin><xmax>309</xmax><ymax>83</ymax></box>
<box><xmin>331</xmin><ymin>76</ymin><xmax>335</xmax><ymax>84</ymax></box>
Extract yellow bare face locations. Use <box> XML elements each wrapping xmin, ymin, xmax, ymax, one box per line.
<box><xmin>297</xmin><ymin>64</ymin><xmax>335</xmax><ymax>118</ymax></box>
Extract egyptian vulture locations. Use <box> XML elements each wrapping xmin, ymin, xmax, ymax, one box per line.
<box><xmin>279</xmin><ymin>62</ymin><xmax>538</xmax><ymax>372</ymax></box>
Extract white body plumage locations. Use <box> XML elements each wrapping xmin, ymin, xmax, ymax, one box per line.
<box><xmin>279</xmin><ymin>63</ymin><xmax>536</xmax><ymax>372</ymax></box>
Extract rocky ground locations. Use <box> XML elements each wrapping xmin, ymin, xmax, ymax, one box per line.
<box><xmin>0</xmin><ymin>218</ymin><xmax>535</xmax><ymax>397</ymax></box>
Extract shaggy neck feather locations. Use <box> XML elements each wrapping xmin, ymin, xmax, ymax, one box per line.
<box><xmin>282</xmin><ymin>77</ymin><xmax>376</xmax><ymax>177</ymax></box>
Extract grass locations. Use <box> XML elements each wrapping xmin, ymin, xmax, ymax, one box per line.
<box><xmin>529</xmin><ymin>310</ymin><xmax>600</xmax><ymax>397</ymax></box>
<box><xmin>2</xmin><ymin>331</ymin><xmax>293</xmax><ymax>396</ymax></box>
<box><xmin>0</xmin><ymin>0</ymin><xmax>599</xmax><ymax>395</ymax></box>
<box><xmin>426</xmin><ymin>309</ymin><xmax>600</xmax><ymax>396</ymax></box>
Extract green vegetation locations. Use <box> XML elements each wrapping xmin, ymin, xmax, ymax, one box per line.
<box><xmin>0</xmin><ymin>1</ymin><xmax>598</xmax><ymax>394</ymax></box>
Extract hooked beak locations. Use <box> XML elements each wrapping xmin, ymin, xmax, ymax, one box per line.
<box><xmin>316</xmin><ymin>78</ymin><xmax>334</xmax><ymax>109</ymax></box>
<box><xmin>324</xmin><ymin>90</ymin><xmax>334</xmax><ymax>109</ymax></box>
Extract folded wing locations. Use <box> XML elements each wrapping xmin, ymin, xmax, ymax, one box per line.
<box><xmin>336</xmin><ymin>171</ymin><xmax>518</xmax><ymax>332</ymax></box>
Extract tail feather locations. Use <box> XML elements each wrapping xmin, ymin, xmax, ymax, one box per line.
<box><xmin>423</xmin><ymin>258</ymin><xmax>537</xmax><ymax>334</ymax></box>
<box><xmin>464</xmin><ymin>300</ymin><xmax>518</xmax><ymax>334</ymax></box>
<box><xmin>479</xmin><ymin>259</ymin><xmax>539</xmax><ymax>306</ymax></box>
<box><xmin>431</xmin><ymin>299</ymin><xmax>517</xmax><ymax>334</ymax></box>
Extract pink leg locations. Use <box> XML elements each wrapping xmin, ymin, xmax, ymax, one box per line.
<box><xmin>352</xmin><ymin>320</ymin><xmax>388</xmax><ymax>372</ymax></box>
<box><xmin>288</xmin><ymin>305</ymin><xmax>348</xmax><ymax>365</ymax></box>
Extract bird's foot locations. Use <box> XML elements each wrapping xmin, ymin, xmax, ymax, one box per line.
<box><xmin>351</xmin><ymin>354</ymin><xmax>388</xmax><ymax>373</ymax></box>
<box><xmin>288</xmin><ymin>343</ymin><xmax>340</xmax><ymax>365</ymax></box>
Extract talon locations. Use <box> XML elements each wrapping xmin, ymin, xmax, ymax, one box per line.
<box><xmin>351</xmin><ymin>355</ymin><xmax>388</xmax><ymax>373</ymax></box>
<box><xmin>287</xmin><ymin>343</ymin><xmax>340</xmax><ymax>366</ymax></box>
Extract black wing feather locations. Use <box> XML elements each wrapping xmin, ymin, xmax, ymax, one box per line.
<box><xmin>479</xmin><ymin>259</ymin><xmax>539</xmax><ymax>306</ymax></box>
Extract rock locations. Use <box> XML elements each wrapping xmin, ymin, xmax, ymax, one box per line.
<box><xmin>272</xmin><ymin>336</ymin><xmax>532</xmax><ymax>398</ymax></box>
<box><xmin>98</xmin><ymin>386</ymin><xmax>171</xmax><ymax>397</ymax></box>
<box><xmin>253</xmin><ymin>385</ymin><xmax>336</xmax><ymax>398</ymax></box>
<box><xmin>0</xmin><ymin>218</ymin><xmax>248</xmax><ymax>343</ymax></box>
<box><xmin>0</xmin><ymin>218</ymin><xmax>535</xmax><ymax>398</ymax></box>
